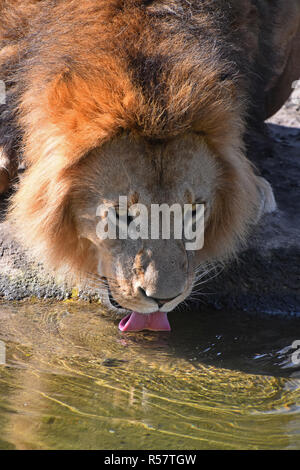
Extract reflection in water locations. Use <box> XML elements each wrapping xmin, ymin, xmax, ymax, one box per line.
<box><xmin>0</xmin><ymin>301</ymin><xmax>299</xmax><ymax>450</ymax></box>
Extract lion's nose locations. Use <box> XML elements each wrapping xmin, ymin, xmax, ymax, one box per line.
<box><xmin>138</xmin><ymin>288</ymin><xmax>180</xmax><ymax>306</ymax></box>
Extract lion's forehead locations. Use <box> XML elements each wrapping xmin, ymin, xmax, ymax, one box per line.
<box><xmin>80</xmin><ymin>134</ymin><xmax>218</xmax><ymax>205</ymax></box>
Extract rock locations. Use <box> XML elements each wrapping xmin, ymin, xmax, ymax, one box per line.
<box><xmin>0</xmin><ymin>221</ymin><xmax>70</xmax><ymax>301</ymax></box>
<box><xmin>0</xmin><ymin>87</ymin><xmax>299</xmax><ymax>315</ymax></box>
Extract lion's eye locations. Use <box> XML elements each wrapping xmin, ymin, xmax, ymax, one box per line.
<box><xmin>192</xmin><ymin>203</ymin><xmax>197</xmax><ymax>216</ymax></box>
<box><xmin>192</xmin><ymin>202</ymin><xmax>206</xmax><ymax>218</ymax></box>
<box><xmin>115</xmin><ymin>207</ymin><xmax>134</xmax><ymax>225</ymax></box>
<box><xmin>127</xmin><ymin>213</ymin><xmax>134</xmax><ymax>224</ymax></box>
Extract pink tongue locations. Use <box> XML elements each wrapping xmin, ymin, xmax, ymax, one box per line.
<box><xmin>119</xmin><ymin>311</ymin><xmax>171</xmax><ymax>332</ymax></box>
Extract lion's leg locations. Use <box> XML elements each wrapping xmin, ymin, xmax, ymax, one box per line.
<box><xmin>265</xmin><ymin>2</ymin><xmax>300</xmax><ymax>119</ymax></box>
<box><xmin>0</xmin><ymin>147</ymin><xmax>18</xmax><ymax>194</ymax></box>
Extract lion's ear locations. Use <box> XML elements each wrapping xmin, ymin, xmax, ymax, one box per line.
<box><xmin>256</xmin><ymin>176</ymin><xmax>277</xmax><ymax>221</ymax></box>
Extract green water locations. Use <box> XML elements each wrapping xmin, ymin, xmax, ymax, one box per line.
<box><xmin>0</xmin><ymin>300</ymin><xmax>299</xmax><ymax>450</ymax></box>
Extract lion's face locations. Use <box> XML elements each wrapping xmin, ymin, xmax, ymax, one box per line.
<box><xmin>73</xmin><ymin>133</ymin><xmax>216</xmax><ymax>313</ymax></box>
<box><xmin>70</xmin><ymin>132</ymin><xmax>274</xmax><ymax>314</ymax></box>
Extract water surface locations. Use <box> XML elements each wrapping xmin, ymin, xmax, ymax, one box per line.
<box><xmin>0</xmin><ymin>300</ymin><xmax>299</xmax><ymax>450</ymax></box>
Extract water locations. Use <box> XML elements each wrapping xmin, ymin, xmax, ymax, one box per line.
<box><xmin>0</xmin><ymin>300</ymin><xmax>299</xmax><ymax>450</ymax></box>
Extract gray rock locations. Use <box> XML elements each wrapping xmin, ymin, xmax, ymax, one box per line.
<box><xmin>0</xmin><ymin>221</ymin><xmax>70</xmax><ymax>301</ymax></box>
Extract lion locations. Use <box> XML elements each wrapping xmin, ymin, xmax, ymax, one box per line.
<box><xmin>0</xmin><ymin>0</ymin><xmax>299</xmax><ymax>330</ymax></box>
